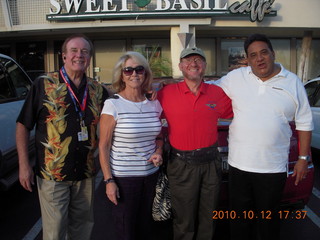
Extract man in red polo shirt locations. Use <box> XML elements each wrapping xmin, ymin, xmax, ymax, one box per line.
<box><xmin>157</xmin><ymin>47</ymin><xmax>232</xmax><ymax>240</ymax></box>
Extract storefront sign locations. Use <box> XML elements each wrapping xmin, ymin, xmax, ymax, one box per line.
<box><xmin>47</xmin><ymin>0</ymin><xmax>277</xmax><ymax>22</ymax></box>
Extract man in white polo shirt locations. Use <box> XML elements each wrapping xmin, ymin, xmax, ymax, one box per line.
<box><xmin>215</xmin><ymin>34</ymin><xmax>313</xmax><ymax>240</ymax></box>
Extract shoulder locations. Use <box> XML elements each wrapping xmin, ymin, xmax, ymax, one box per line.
<box><xmin>158</xmin><ymin>81</ymin><xmax>181</xmax><ymax>96</ymax></box>
<box><xmin>227</xmin><ymin>66</ymin><xmax>248</xmax><ymax>78</ymax></box>
<box><xmin>161</xmin><ymin>82</ymin><xmax>180</xmax><ymax>91</ymax></box>
<box><xmin>32</xmin><ymin>71</ymin><xmax>60</xmax><ymax>87</ymax></box>
<box><xmin>87</xmin><ymin>77</ymin><xmax>104</xmax><ymax>89</ymax></box>
<box><xmin>203</xmin><ymin>81</ymin><xmax>225</xmax><ymax>93</ymax></box>
<box><xmin>108</xmin><ymin>94</ymin><xmax>120</xmax><ymax>100</ymax></box>
<box><xmin>147</xmin><ymin>98</ymin><xmax>161</xmax><ymax>106</ymax></box>
<box><xmin>105</xmin><ymin>94</ymin><xmax>122</xmax><ymax>106</ymax></box>
<box><xmin>278</xmin><ymin>65</ymin><xmax>303</xmax><ymax>86</ymax></box>
<box><xmin>219</xmin><ymin>67</ymin><xmax>248</xmax><ymax>89</ymax></box>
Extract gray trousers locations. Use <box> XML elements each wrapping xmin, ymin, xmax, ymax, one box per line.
<box><xmin>167</xmin><ymin>151</ymin><xmax>222</xmax><ymax>240</ymax></box>
<box><xmin>37</xmin><ymin>176</ymin><xmax>94</xmax><ymax>240</ymax></box>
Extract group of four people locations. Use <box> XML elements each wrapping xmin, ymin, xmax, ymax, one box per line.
<box><xmin>16</xmin><ymin>33</ymin><xmax>313</xmax><ymax>240</ymax></box>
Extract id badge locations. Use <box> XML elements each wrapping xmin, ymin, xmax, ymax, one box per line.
<box><xmin>81</xmin><ymin>126</ymin><xmax>88</xmax><ymax>141</ymax></box>
<box><xmin>78</xmin><ymin>121</ymin><xmax>88</xmax><ymax>141</ymax></box>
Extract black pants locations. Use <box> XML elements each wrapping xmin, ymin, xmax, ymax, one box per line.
<box><xmin>111</xmin><ymin>171</ymin><xmax>158</xmax><ymax>240</ymax></box>
<box><xmin>228</xmin><ymin>166</ymin><xmax>287</xmax><ymax>240</ymax></box>
<box><xmin>168</xmin><ymin>149</ymin><xmax>222</xmax><ymax>240</ymax></box>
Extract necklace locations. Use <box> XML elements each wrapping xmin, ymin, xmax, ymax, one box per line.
<box><xmin>133</xmin><ymin>101</ymin><xmax>143</xmax><ymax>113</ymax></box>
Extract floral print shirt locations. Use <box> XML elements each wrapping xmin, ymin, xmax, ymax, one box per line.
<box><xmin>17</xmin><ymin>71</ymin><xmax>109</xmax><ymax>181</ymax></box>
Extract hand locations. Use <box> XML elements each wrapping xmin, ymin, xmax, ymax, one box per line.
<box><xmin>148</xmin><ymin>153</ymin><xmax>163</xmax><ymax>167</ymax></box>
<box><xmin>292</xmin><ymin>159</ymin><xmax>308</xmax><ymax>186</ymax></box>
<box><xmin>146</xmin><ymin>90</ymin><xmax>158</xmax><ymax>101</ymax></box>
<box><xmin>19</xmin><ymin>163</ymin><xmax>34</xmax><ymax>192</ymax></box>
<box><xmin>106</xmin><ymin>182</ymin><xmax>120</xmax><ymax>205</ymax></box>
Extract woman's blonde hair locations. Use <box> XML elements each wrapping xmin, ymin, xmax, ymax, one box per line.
<box><xmin>112</xmin><ymin>51</ymin><xmax>153</xmax><ymax>94</ymax></box>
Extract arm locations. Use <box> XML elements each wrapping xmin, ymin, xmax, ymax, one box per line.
<box><xmin>16</xmin><ymin>122</ymin><xmax>34</xmax><ymax>192</ymax></box>
<box><xmin>147</xmin><ymin>133</ymin><xmax>164</xmax><ymax>167</ymax></box>
<box><xmin>292</xmin><ymin>130</ymin><xmax>312</xmax><ymax>186</ymax></box>
<box><xmin>98</xmin><ymin>114</ymin><xmax>119</xmax><ymax>205</ymax></box>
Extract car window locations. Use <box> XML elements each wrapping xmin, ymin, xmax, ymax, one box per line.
<box><xmin>305</xmin><ymin>81</ymin><xmax>320</xmax><ymax>105</ymax></box>
<box><xmin>5</xmin><ymin>59</ymin><xmax>31</xmax><ymax>98</ymax></box>
<box><xmin>0</xmin><ymin>65</ymin><xmax>15</xmax><ymax>100</ymax></box>
<box><xmin>314</xmin><ymin>90</ymin><xmax>320</xmax><ymax>107</ymax></box>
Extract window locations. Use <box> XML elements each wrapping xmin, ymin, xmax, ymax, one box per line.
<box><xmin>221</xmin><ymin>39</ymin><xmax>246</xmax><ymax>75</ymax></box>
<box><xmin>271</xmin><ymin>39</ymin><xmax>290</xmax><ymax>70</ymax></box>
<box><xmin>5</xmin><ymin>59</ymin><xmax>31</xmax><ymax>98</ymax></box>
<box><xmin>305</xmin><ymin>81</ymin><xmax>319</xmax><ymax>103</ymax></box>
<box><xmin>314</xmin><ymin>90</ymin><xmax>320</xmax><ymax>107</ymax></box>
<box><xmin>198</xmin><ymin>38</ymin><xmax>216</xmax><ymax>77</ymax></box>
<box><xmin>0</xmin><ymin>64</ymin><xmax>14</xmax><ymax>100</ymax></box>
<box><xmin>16</xmin><ymin>41</ymin><xmax>46</xmax><ymax>81</ymax></box>
<box><xmin>297</xmin><ymin>39</ymin><xmax>320</xmax><ymax>80</ymax></box>
<box><xmin>133</xmin><ymin>39</ymin><xmax>172</xmax><ymax>78</ymax></box>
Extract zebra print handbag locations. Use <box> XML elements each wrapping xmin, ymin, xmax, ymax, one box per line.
<box><xmin>152</xmin><ymin>167</ymin><xmax>171</xmax><ymax>221</ymax></box>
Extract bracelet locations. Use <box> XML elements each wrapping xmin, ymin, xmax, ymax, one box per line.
<box><xmin>298</xmin><ymin>155</ymin><xmax>310</xmax><ymax>161</ymax></box>
<box><xmin>103</xmin><ymin>177</ymin><xmax>115</xmax><ymax>184</ymax></box>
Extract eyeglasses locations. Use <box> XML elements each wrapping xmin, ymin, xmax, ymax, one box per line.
<box><xmin>122</xmin><ymin>66</ymin><xmax>145</xmax><ymax>76</ymax></box>
<box><xmin>182</xmin><ymin>57</ymin><xmax>205</xmax><ymax>65</ymax></box>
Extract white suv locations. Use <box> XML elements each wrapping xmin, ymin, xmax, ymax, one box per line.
<box><xmin>304</xmin><ymin>77</ymin><xmax>320</xmax><ymax>150</ymax></box>
<box><xmin>0</xmin><ymin>54</ymin><xmax>34</xmax><ymax>190</ymax></box>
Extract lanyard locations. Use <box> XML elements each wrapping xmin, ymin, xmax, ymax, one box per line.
<box><xmin>60</xmin><ymin>66</ymin><xmax>88</xmax><ymax>119</ymax></box>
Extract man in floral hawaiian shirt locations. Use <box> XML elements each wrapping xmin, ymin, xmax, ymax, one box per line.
<box><xmin>16</xmin><ymin>34</ymin><xmax>109</xmax><ymax>240</ymax></box>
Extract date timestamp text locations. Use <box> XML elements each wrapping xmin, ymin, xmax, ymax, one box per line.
<box><xmin>212</xmin><ymin>210</ymin><xmax>307</xmax><ymax>220</ymax></box>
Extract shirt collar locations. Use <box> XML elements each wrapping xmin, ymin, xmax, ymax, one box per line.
<box><xmin>59</xmin><ymin>72</ymin><xmax>87</xmax><ymax>89</ymax></box>
<box><xmin>247</xmin><ymin>63</ymin><xmax>288</xmax><ymax>80</ymax></box>
<box><xmin>180</xmin><ymin>80</ymin><xmax>206</xmax><ymax>95</ymax></box>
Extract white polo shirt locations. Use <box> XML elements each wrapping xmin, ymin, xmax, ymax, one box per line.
<box><xmin>217</xmin><ymin>64</ymin><xmax>313</xmax><ymax>173</ymax></box>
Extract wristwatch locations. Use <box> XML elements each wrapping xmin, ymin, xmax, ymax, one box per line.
<box><xmin>298</xmin><ymin>155</ymin><xmax>310</xmax><ymax>161</ymax></box>
<box><xmin>103</xmin><ymin>177</ymin><xmax>115</xmax><ymax>184</ymax></box>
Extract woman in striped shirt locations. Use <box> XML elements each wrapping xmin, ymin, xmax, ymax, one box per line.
<box><xmin>99</xmin><ymin>51</ymin><xmax>163</xmax><ymax>240</ymax></box>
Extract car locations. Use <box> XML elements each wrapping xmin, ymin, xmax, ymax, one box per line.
<box><xmin>0</xmin><ymin>53</ymin><xmax>35</xmax><ymax>190</ymax></box>
<box><xmin>304</xmin><ymin>77</ymin><xmax>320</xmax><ymax>150</ymax></box>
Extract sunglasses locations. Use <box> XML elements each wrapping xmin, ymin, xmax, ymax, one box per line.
<box><xmin>122</xmin><ymin>66</ymin><xmax>145</xmax><ymax>76</ymax></box>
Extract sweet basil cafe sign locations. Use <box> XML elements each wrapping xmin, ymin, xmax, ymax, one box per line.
<box><xmin>47</xmin><ymin>0</ymin><xmax>277</xmax><ymax>22</ymax></box>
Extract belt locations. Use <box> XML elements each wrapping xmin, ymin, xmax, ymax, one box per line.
<box><xmin>171</xmin><ymin>143</ymin><xmax>218</xmax><ymax>164</ymax></box>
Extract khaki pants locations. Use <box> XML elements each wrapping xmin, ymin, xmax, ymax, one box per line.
<box><xmin>37</xmin><ymin>176</ymin><xmax>94</xmax><ymax>240</ymax></box>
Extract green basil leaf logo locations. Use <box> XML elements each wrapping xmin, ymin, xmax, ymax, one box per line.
<box><xmin>134</xmin><ymin>0</ymin><xmax>151</xmax><ymax>8</ymax></box>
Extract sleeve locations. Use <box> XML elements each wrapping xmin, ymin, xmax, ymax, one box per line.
<box><xmin>101</xmin><ymin>99</ymin><xmax>118</xmax><ymax>121</ymax></box>
<box><xmin>155</xmin><ymin>99</ymin><xmax>163</xmax><ymax>118</ymax></box>
<box><xmin>157</xmin><ymin>88</ymin><xmax>166</xmax><ymax>119</ymax></box>
<box><xmin>294</xmin><ymin>79</ymin><xmax>314</xmax><ymax>131</ymax></box>
<box><xmin>101</xmin><ymin>86</ymin><xmax>110</xmax><ymax>105</ymax></box>
<box><xmin>16</xmin><ymin>78</ymin><xmax>42</xmax><ymax>130</ymax></box>
<box><xmin>219</xmin><ymin>88</ymin><xmax>233</xmax><ymax>119</ymax></box>
<box><xmin>217</xmin><ymin>75</ymin><xmax>231</xmax><ymax>97</ymax></box>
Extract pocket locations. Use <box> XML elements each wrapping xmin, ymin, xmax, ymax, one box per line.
<box><xmin>167</xmin><ymin>154</ymin><xmax>187</xmax><ymax>179</ymax></box>
<box><xmin>213</xmin><ymin>151</ymin><xmax>223</xmax><ymax>179</ymax></box>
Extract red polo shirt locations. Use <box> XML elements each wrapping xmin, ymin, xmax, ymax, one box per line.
<box><xmin>158</xmin><ymin>81</ymin><xmax>232</xmax><ymax>151</ymax></box>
